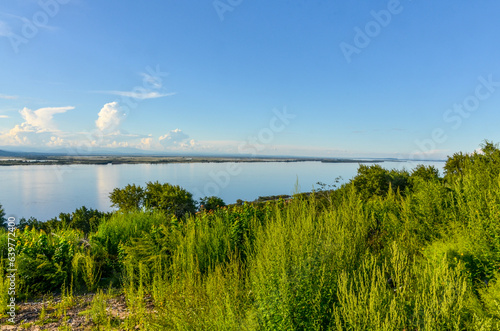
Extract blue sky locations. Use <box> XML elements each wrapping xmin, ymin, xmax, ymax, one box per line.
<box><xmin>0</xmin><ymin>0</ymin><xmax>499</xmax><ymax>159</ymax></box>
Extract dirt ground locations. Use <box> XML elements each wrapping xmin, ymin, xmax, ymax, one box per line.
<box><xmin>1</xmin><ymin>293</ymin><xmax>129</xmax><ymax>331</ymax></box>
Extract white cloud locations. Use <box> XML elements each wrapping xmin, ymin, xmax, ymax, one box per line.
<box><xmin>0</xmin><ymin>106</ymin><xmax>72</xmax><ymax>146</ymax></box>
<box><xmin>0</xmin><ymin>101</ymin><xmax>200</xmax><ymax>153</ymax></box>
<box><xmin>95</xmin><ymin>102</ymin><xmax>124</xmax><ymax>132</ymax></box>
<box><xmin>19</xmin><ymin>106</ymin><xmax>73</xmax><ymax>131</ymax></box>
<box><xmin>47</xmin><ymin>136</ymin><xmax>65</xmax><ymax>147</ymax></box>
<box><xmin>0</xmin><ymin>94</ymin><xmax>17</xmax><ymax>99</ymax></box>
<box><xmin>95</xmin><ymin>69</ymin><xmax>174</xmax><ymax>101</ymax></box>
<box><xmin>140</xmin><ymin>137</ymin><xmax>155</xmax><ymax>149</ymax></box>
<box><xmin>105</xmin><ymin>141</ymin><xmax>130</xmax><ymax>148</ymax></box>
<box><xmin>2</xmin><ymin>124</ymin><xmax>50</xmax><ymax>146</ymax></box>
<box><xmin>99</xmin><ymin>90</ymin><xmax>176</xmax><ymax>100</ymax></box>
<box><xmin>159</xmin><ymin>128</ymin><xmax>192</xmax><ymax>148</ymax></box>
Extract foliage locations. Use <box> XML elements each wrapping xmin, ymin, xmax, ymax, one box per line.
<box><xmin>199</xmin><ymin>196</ymin><xmax>226</xmax><ymax>211</ymax></box>
<box><xmin>410</xmin><ymin>164</ymin><xmax>441</xmax><ymax>182</ymax></box>
<box><xmin>444</xmin><ymin>140</ymin><xmax>500</xmax><ymax>181</ymax></box>
<box><xmin>0</xmin><ymin>203</ymin><xmax>6</xmax><ymax>228</ymax></box>
<box><xmin>18</xmin><ymin>216</ymin><xmax>46</xmax><ymax>232</ymax></box>
<box><xmin>144</xmin><ymin>181</ymin><xmax>197</xmax><ymax>218</ymax></box>
<box><xmin>57</xmin><ymin>206</ymin><xmax>110</xmax><ymax>234</ymax></box>
<box><xmin>18</xmin><ymin>206</ymin><xmax>110</xmax><ymax>234</ymax></box>
<box><xmin>444</xmin><ymin>151</ymin><xmax>469</xmax><ymax>180</ymax></box>
<box><xmin>15</xmin><ymin>227</ymin><xmax>81</xmax><ymax>296</ymax></box>
<box><xmin>110</xmin><ymin>181</ymin><xmax>197</xmax><ymax>219</ymax></box>
<box><xmin>89</xmin><ymin>211</ymin><xmax>169</xmax><ymax>282</ymax></box>
<box><xmin>80</xmin><ymin>289</ymin><xmax>111</xmax><ymax>327</ymax></box>
<box><xmin>352</xmin><ymin>164</ymin><xmax>410</xmax><ymax>200</ymax></box>
<box><xmin>109</xmin><ymin>184</ymin><xmax>145</xmax><ymax>212</ymax></box>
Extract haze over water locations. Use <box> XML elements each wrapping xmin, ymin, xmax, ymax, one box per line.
<box><xmin>1</xmin><ymin>161</ymin><xmax>444</xmax><ymax>221</ymax></box>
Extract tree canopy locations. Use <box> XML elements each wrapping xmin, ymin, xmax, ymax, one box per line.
<box><xmin>199</xmin><ymin>196</ymin><xmax>226</xmax><ymax>211</ymax></box>
<box><xmin>109</xmin><ymin>184</ymin><xmax>145</xmax><ymax>212</ymax></box>
<box><xmin>110</xmin><ymin>181</ymin><xmax>197</xmax><ymax>219</ymax></box>
<box><xmin>351</xmin><ymin>164</ymin><xmax>410</xmax><ymax>200</ymax></box>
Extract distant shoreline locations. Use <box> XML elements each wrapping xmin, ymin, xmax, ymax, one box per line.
<box><xmin>0</xmin><ymin>155</ymin><xmax>389</xmax><ymax>166</ymax></box>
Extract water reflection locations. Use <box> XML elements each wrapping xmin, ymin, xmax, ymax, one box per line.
<box><xmin>96</xmin><ymin>164</ymin><xmax>120</xmax><ymax>212</ymax></box>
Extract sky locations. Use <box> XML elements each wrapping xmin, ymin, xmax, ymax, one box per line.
<box><xmin>0</xmin><ymin>0</ymin><xmax>499</xmax><ymax>159</ymax></box>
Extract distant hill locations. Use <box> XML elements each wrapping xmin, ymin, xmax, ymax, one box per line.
<box><xmin>0</xmin><ymin>147</ymin><xmax>437</xmax><ymax>162</ymax></box>
<box><xmin>0</xmin><ymin>149</ymin><xmax>53</xmax><ymax>158</ymax></box>
<box><xmin>0</xmin><ymin>146</ymin><xmax>152</xmax><ymax>157</ymax></box>
<box><xmin>0</xmin><ymin>149</ymin><xmax>25</xmax><ymax>157</ymax></box>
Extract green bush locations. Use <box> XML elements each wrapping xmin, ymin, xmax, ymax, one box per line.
<box><xmin>90</xmin><ymin>211</ymin><xmax>169</xmax><ymax>281</ymax></box>
<box><xmin>352</xmin><ymin>164</ymin><xmax>410</xmax><ymax>200</ymax></box>
<box><xmin>15</xmin><ymin>227</ymin><xmax>82</xmax><ymax>296</ymax></box>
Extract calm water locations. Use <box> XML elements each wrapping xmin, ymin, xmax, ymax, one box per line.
<box><xmin>0</xmin><ymin>161</ymin><xmax>444</xmax><ymax>221</ymax></box>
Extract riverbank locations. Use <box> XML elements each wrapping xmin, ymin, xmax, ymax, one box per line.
<box><xmin>0</xmin><ymin>155</ymin><xmax>386</xmax><ymax>166</ymax></box>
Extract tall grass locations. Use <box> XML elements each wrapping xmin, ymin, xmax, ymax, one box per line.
<box><xmin>249</xmin><ymin>191</ymin><xmax>369</xmax><ymax>330</ymax></box>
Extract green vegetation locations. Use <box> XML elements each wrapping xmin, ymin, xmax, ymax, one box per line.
<box><xmin>1</xmin><ymin>141</ymin><xmax>500</xmax><ymax>329</ymax></box>
<box><xmin>199</xmin><ymin>195</ymin><xmax>226</xmax><ymax>211</ymax></box>
<box><xmin>0</xmin><ymin>203</ymin><xmax>5</xmax><ymax>228</ymax></box>
<box><xmin>110</xmin><ymin>181</ymin><xmax>197</xmax><ymax>218</ymax></box>
<box><xmin>18</xmin><ymin>206</ymin><xmax>111</xmax><ymax>235</ymax></box>
<box><xmin>109</xmin><ymin>184</ymin><xmax>145</xmax><ymax>212</ymax></box>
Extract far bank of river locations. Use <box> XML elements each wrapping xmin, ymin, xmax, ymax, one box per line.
<box><xmin>0</xmin><ymin>155</ymin><xmax>388</xmax><ymax>166</ymax></box>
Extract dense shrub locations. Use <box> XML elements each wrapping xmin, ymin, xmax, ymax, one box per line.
<box><xmin>15</xmin><ymin>227</ymin><xmax>82</xmax><ymax>296</ymax></box>
<box><xmin>17</xmin><ymin>206</ymin><xmax>110</xmax><ymax>234</ymax></box>
<box><xmin>352</xmin><ymin>164</ymin><xmax>410</xmax><ymax>200</ymax></box>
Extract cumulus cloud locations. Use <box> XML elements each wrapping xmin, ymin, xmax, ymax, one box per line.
<box><xmin>140</xmin><ymin>137</ymin><xmax>155</xmax><ymax>149</ymax></box>
<box><xmin>0</xmin><ymin>100</ymin><xmax>199</xmax><ymax>153</ymax></box>
<box><xmin>159</xmin><ymin>129</ymin><xmax>193</xmax><ymax>148</ymax></box>
<box><xmin>0</xmin><ymin>106</ymin><xmax>72</xmax><ymax>147</ymax></box>
<box><xmin>105</xmin><ymin>141</ymin><xmax>130</xmax><ymax>148</ymax></box>
<box><xmin>19</xmin><ymin>106</ymin><xmax>73</xmax><ymax>131</ymax></box>
<box><xmin>47</xmin><ymin>136</ymin><xmax>65</xmax><ymax>147</ymax></box>
<box><xmin>95</xmin><ymin>102</ymin><xmax>125</xmax><ymax>132</ymax></box>
<box><xmin>2</xmin><ymin>124</ymin><xmax>51</xmax><ymax>146</ymax></box>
